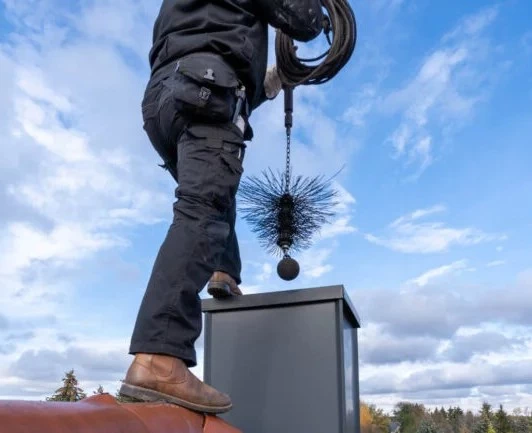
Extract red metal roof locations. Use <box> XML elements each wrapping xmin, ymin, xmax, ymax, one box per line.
<box><xmin>0</xmin><ymin>394</ymin><xmax>241</xmax><ymax>433</ymax></box>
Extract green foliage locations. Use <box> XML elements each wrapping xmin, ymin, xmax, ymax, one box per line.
<box><xmin>494</xmin><ymin>405</ymin><xmax>513</xmax><ymax>433</ymax></box>
<box><xmin>417</xmin><ymin>419</ymin><xmax>440</xmax><ymax>433</ymax></box>
<box><xmin>380</xmin><ymin>400</ymin><xmax>532</xmax><ymax>433</ymax></box>
<box><xmin>369</xmin><ymin>403</ymin><xmax>391</xmax><ymax>433</ymax></box>
<box><xmin>47</xmin><ymin>369</ymin><xmax>87</xmax><ymax>402</ymax></box>
<box><xmin>361</xmin><ymin>401</ymin><xmax>391</xmax><ymax>433</ymax></box>
<box><xmin>481</xmin><ymin>403</ymin><xmax>493</xmax><ymax>420</ymax></box>
<box><xmin>431</xmin><ymin>407</ymin><xmax>453</xmax><ymax>433</ymax></box>
<box><xmin>394</xmin><ymin>402</ymin><xmax>426</xmax><ymax>433</ymax></box>
<box><xmin>464</xmin><ymin>411</ymin><xmax>476</xmax><ymax>433</ymax></box>
<box><xmin>473</xmin><ymin>402</ymin><xmax>495</xmax><ymax>433</ymax></box>
<box><xmin>447</xmin><ymin>406</ymin><xmax>465</xmax><ymax>433</ymax></box>
<box><xmin>510</xmin><ymin>412</ymin><xmax>532</xmax><ymax>433</ymax></box>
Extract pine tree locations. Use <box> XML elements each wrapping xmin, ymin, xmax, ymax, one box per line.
<box><xmin>481</xmin><ymin>403</ymin><xmax>493</xmax><ymax>419</ymax></box>
<box><xmin>493</xmin><ymin>404</ymin><xmax>512</xmax><ymax>433</ymax></box>
<box><xmin>47</xmin><ymin>369</ymin><xmax>87</xmax><ymax>402</ymax></box>
<box><xmin>464</xmin><ymin>410</ymin><xmax>476</xmax><ymax>433</ymax></box>
<box><xmin>473</xmin><ymin>402</ymin><xmax>495</xmax><ymax>433</ymax></box>
<box><xmin>93</xmin><ymin>385</ymin><xmax>105</xmax><ymax>395</ymax></box>
<box><xmin>416</xmin><ymin>419</ymin><xmax>439</xmax><ymax>433</ymax></box>
<box><xmin>394</xmin><ymin>402</ymin><xmax>426</xmax><ymax>433</ymax></box>
<box><xmin>431</xmin><ymin>406</ymin><xmax>453</xmax><ymax>433</ymax></box>
<box><xmin>447</xmin><ymin>407</ymin><xmax>464</xmax><ymax>433</ymax></box>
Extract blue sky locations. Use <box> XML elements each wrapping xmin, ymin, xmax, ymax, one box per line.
<box><xmin>0</xmin><ymin>0</ymin><xmax>531</xmax><ymax>413</ymax></box>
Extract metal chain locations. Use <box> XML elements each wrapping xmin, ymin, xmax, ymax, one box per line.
<box><xmin>285</xmin><ymin>128</ymin><xmax>291</xmax><ymax>192</ymax></box>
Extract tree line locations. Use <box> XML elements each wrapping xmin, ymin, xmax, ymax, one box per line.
<box><xmin>46</xmin><ymin>370</ymin><xmax>532</xmax><ymax>433</ymax></box>
<box><xmin>361</xmin><ymin>401</ymin><xmax>532</xmax><ymax>433</ymax></box>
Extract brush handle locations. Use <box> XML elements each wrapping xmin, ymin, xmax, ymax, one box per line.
<box><xmin>284</xmin><ymin>86</ymin><xmax>293</xmax><ymax>132</ymax></box>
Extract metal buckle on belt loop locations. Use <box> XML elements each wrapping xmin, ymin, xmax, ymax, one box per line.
<box><xmin>232</xmin><ymin>85</ymin><xmax>246</xmax><ymax>124</ymax></box>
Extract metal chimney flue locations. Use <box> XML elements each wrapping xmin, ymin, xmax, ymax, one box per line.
<box><xmin>201</xmin><ymin>285</ymin><xmax>361</xmax><ymax>433</ymax></box>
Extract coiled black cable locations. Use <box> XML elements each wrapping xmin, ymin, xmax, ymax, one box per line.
<box><xmin>275</xmin><ymin>0</ymin><xmax>357</xmax><ymax>87</ymax></box>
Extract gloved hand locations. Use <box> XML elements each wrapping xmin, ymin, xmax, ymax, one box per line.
<box><xmin>264</xmin><ymin>64</ymin><xmax>283</xmax><ymax>100</ymax></box>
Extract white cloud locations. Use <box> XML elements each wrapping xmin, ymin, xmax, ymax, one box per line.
<box><xmin>355</xmin><ymin>280</ymin><xmax>532</xmax><ymax>412</ymax></box>
<box><xmin>317</xmin><ymin>182</ymin><xmax>357</xmax><ymax>239</ymax></box>
<box><xmin>386</xmin><ymin>47</ymin><xmax>469</xmax><ymax>126</ymax></box>
<box><xmin>390</xmin><ymin>123</ymin><xmax>410</xmax><ymax>156</ymax></box>
<box><xmin>77</xmin><ymin>0</ymin><xmax>154</xmax><ymax>58</ymax></box>
<box><xmin>517</xmin><ymin>269</ymin><xmax>532</xmax><ymax>286</ymax></box>
<box><xmin>0</xmin><ymin>222</ymin><xmax>123</xmax><ymax>274</ymax></box>
<box><xmin>442</xmin><ymin>6</ymin><xmax>498</xmax><ymax>42</ymax></box>
<box><xmin>408</xmin><ymin>136</ymin><xmax>432</xmax><ymax>175</ymax></box>
<box><xmin>256</xmin><ymin>263</ymin><xmax>273</xmax><ymax>282</ymax></box>
<box><xmin>298</xmin><ymin>247</ymin><xmax>334</xmax><ymax>278</ymax></box>
<box><xmin>14</xmin><ymin>95</ymin><xmax>92</xmax><ymax>162</ymax></box>
<box><xmin>0</xmin><ymin>0</ymin><xmax>173</xmax><ymax>394</ymax></box>
<box><xmin>0</xmin><ymin>330</ymin><xmax>132</xmax><ymax>399</ymax></box>
<box><xmin>406</xmin><ymin>204</ymin><xmax>447</xmax><ymax>221</ymax></box>
<box><xmin>486</xmin><ymin>260</ymin><xmax>506</xmax><ymax>268</ymax></box>
<box><xmin>342</xmin><ymin>85</ymin><xmax>377</xmax><ymax>126</ymax></box>
<box><xmin>381</xmin><ymin>6</ymin><xmax>501</xmax><ymax>176</ymax></box>
<box><xmin>0</xmin><ymin>221</ymin><xmax>124</xmax><ymax>321</ymax></box>
<box><xmin>237</xmin><ymin>284</ymin><xmax>263</xmax><ymax>295</ymax></box>
<box><xmin>1</xmin><ymin>0</ymin><xmax>359</xmax><ymax>399</ymax></box>
<box><xmin>0</xmin><ymin>58</ymin><xmax>168</xmax><ymax>325</ymax></box>
<box><xmin>405</xmin><ymin>260</ymin><xmax>469</xmax><ymax>288</ymax></box>
<box><xmin>2</xmin><ymin>0</ymin><xmax>530</xmax><ymax>414</ymax></box>
<box><xmin>319</xmin><ymin>216</ymin><xmax>358</xmax><ymax>239</ymax></box>
<box><xmin>371</xmin><ymin>0</ymin><xmax>405</xmax><ymax>12</ymax></box>
<box><xmin>365</xmin><ymin>205</ymin><xmax>504</xmax><ymax>253</ymax></box>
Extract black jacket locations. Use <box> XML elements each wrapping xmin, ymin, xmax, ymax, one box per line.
<box><xmin>149</xmin><ymin>0</ymin><xmax>323</xmax><ymax>110</ymax></box>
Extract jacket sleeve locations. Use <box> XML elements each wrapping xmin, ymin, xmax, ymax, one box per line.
<box><xmin>254</xmin><ymin>0</ymin><xmax>324</xmax><ymax>42</ymax></box>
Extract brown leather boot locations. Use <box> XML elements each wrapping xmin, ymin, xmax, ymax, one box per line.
<box><xmin>207</xmin><ymin>271</ymin><xmax>242</xmax><ymax>298</ymax></box>
<box><xmin>119</xmin><ymin>354</ymin><xmax>232</xmax><ymax>414</ymax></box>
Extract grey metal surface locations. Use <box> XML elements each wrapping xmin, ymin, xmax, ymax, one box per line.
<box><xmin>343</xmin><ymin>324</ymin><xmax>358</xmax><ymax>433</ymax></box>
<box><xmin>343</xmin><ymin>301</ymin><xmax>361</xmax><ymax>433</ymax></box>
<box><xmin>202</xmin><ymin>284</ymin><xmax>361</xmax><ymax>326</ymax></box>
<box><xmin>204</xmin><ymin>301</ymin><xmax>342</xmax><ymax>433</ymax></box>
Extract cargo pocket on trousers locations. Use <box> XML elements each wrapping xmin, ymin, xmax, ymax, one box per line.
<box><xmin>202</xmin><ymin>127</ymin><xmax>244</xmax><ymax>176</ymax></box>
<box><xmin>219</xmin><ymin>142</ymin><xmax>244</xmax><ymax>177</ymax></box>
<box><xmin>175</xmin><ymin>126</ymin><xmax>216</xmax><ymax>204</ymax></box>
<box><xmin>207</xmin><ymin>133</ymin><xmax>245</xmax><ymax>211</ymax></box>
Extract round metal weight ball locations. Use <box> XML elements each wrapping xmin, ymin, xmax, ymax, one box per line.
<box><xmin>277</xmin><ymin>256</ymin><xmax>300</xmax><ymax>281</ymax></box>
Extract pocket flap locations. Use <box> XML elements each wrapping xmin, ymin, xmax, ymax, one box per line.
<box><xmin>176</xmin><ymin>53</ymin><xmax>239</xmax><ymax>89</ymax></box>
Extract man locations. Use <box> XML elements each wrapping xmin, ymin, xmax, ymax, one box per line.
<box><xmin>120</xmin><ymin>0</ymin><xmax>323</xmax><ymax>414</ymax></box>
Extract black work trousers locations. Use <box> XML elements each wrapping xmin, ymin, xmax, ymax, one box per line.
<box><xmin>129</xmin><ymin>65</ymin><xmax>246</xmax><ymax>367</ymax></box>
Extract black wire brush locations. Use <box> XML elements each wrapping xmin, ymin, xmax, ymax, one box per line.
<box><xmin>238</xmin><ymin>168</ymin><xmax>338</xmax><ymax>280</ymax></box>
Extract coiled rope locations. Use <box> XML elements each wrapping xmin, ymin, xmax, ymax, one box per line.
<box><xmin>237</xmin><ymin>0</ymin><xmax>358</xmax><ymax>275</ymax></box>
<box><xmin>275</xmin><ymin>0</ymin><xmax>357</xmax><ymax>87</ymax></box>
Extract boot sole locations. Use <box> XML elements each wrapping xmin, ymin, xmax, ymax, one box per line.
<box><xmin>119</xmin><ymin>382</ymin><xmax>232</xmax><ymax>414</ymax></box>
<box><xmin>207</xmin><ymin>281</ymin><xmax>233</xmax><ymax>299</ymax></box>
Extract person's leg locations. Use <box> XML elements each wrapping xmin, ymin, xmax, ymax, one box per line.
<box><xmin>123</xmin><ymin>121</ymin><xmax>244</xmax><ymax>413</ymax></box>
<box><xmin>207</xmin><ymin>199</ymin><xmax>244</xmax><ymax>297</ymax></box>
<box><xmin>217</xmin><ymin>200</ymin><xmax>242</xmax><ymax>284</ymax></box>
<box><xmin>129</xmin><ymin>121</ymin><xmax>245</xmax><ymax>365</ymax></box>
